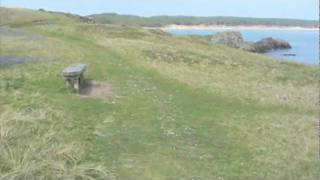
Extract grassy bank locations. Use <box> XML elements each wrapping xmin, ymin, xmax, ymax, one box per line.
<box><xmin>0</xmin><ymin>7</ymin><xmax>319</xmax><ymax>180</ymax></box>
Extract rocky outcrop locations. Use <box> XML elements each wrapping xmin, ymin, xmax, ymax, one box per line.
<box><xmin>211</xmin><ymin>31</ymin><xmax>244</xmax><ymax>48</ymax></box>
<box><xmin>210</xmin><ymin>31</ymin><xmax>254</xmax><ymax>51</ymax></box>
<box><xmin>210</xmin><ymin>31</ymin><xmax>291</xmax><ymax>53</ymax></box>
<box><xmin>253</xmin><ymin>37</ymin><xmax>292</xmax><ymax>53</ymax></box>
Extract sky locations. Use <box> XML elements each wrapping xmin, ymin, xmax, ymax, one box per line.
<box><xmin>1</xmin><ymin>0</ymin><xmax>318</xmax><ymax>20</ymax></box>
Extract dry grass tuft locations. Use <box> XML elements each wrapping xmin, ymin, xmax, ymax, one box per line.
<box><xmin>0</xmin><ymin>101</ymin><xmax>113</xmax><ymax>179</ymax></box>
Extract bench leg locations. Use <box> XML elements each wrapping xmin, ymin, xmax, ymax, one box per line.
<box><xmin>73</xmin><ymin>78</ymin><xmax>80</xmax><ymax>91</ymax></box>
<box><xmin>79</xmin><ymin>73</ymin><xmax>84</xmax><ymax>86</ymax></box>
<box><xmin>64</xmin><ymin>76</ymin><xmax>84</xmax><ymax>92</ymax></box>
<box><xmin>65</xmin><ymin>79</ymin><xmax>72</xmax><ymax>88</ymax></box>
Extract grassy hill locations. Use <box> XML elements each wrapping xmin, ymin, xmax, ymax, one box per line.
<box><xmin>89</xmin><ymin>13</ymin><xmax>318</xmax><ymax>28</ymax></box>
<box><xmin>0</xmin><ymin>7</ymin><xmax>319</xmax><ymax>179</ymax></box>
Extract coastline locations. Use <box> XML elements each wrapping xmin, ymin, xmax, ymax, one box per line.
<box><xmin>157</xmin><ymin>24</ymin><xmax>318</xmax><ymax>31</ymax></box>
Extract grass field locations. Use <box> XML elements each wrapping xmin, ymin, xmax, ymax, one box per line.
<box><xmin>0</xmin><ymin>7</ymin><xmax>319</xmax><ymax>180</ymax></box>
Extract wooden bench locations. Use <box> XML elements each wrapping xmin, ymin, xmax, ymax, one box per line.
<box><xmin>62</xmin><ymin>64</ymin><xmax>87</xmax><ymax>91</ymax></box>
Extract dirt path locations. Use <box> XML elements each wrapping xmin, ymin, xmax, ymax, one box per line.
<box><xmin>80</xmin><ymin>81</ymin><xmax>113</xmax><ymax>99</ymax></box>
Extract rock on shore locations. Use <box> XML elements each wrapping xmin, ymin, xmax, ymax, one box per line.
<box><xmin>210</xmin><ymin>31</ymin><xmax>255</xmax><ymax>51</ymax></box>
<box><xmin>253</xmin><ymin>37</ymin><xmax>292</xmax><ymax>53</ymax></box>
<box><xmin>210</xmin><ymin>31</ymin><xmax>291</xmax><ymax>53</ymax></box>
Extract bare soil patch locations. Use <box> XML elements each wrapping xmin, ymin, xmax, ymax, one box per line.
<box><xmin>80</xmin><ymin>81</ymin><xmax>113</xmax><ymax>99</ymax></box>
<box><xmin>0</xmin><ymin>56</ymin><xmax>33</xmax><ymax>65</ymax></box>
<box><xmin>0</xmin><ymin>26</ymin><xmax>44</xmax><ymax>41</ymax></box>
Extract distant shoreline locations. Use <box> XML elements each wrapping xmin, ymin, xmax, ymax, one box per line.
<box><xmin>157</xmin><ymin>25</ymin><xmax>318</xmax><ymax>31</ymax></box>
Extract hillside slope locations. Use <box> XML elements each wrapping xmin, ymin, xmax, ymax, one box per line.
<box><xmin>89</xmin><ymin>13</ymin><xmax>318</xmax><ymax>28</ymax></box>
<box><xmin>0</xmin><ymin>7</ymin><xmax>93</xmax><ymax>26</ymax></box>
<box><xmin>0</xmin><ymin>7</ymin><xmax>319</xmax><ymax>180</ymax></box>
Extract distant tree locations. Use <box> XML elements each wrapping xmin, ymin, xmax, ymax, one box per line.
<box><xmin>38</xmin><ymin>8</ymin><xmax>46</xmax><ymax>12</ymax></box>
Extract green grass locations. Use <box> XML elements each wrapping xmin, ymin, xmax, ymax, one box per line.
<box><xmin>0</xmin><ymin>7</ymin><xmax>319</xmax><ymax>180</ymax></box>
<box><xmin>89</xmin><ymin>13</ymin><xmax>318</xmax><ymax>28</ymax></box>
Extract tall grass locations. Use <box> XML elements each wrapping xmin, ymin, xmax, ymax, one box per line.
<box><xmin>0</xmin><ymin>93</ymin><xmax>113</xmax><ymax>179</ymax></box>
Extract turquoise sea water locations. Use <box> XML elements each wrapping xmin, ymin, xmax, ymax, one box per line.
<box><xmin>167</xmin><ymin>29</ymin><xmax>319</xmax><ymax>64</ymax></box>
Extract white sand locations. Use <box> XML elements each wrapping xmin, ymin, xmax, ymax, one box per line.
<box><xmin>157</xmin><ymin>24</ymin><xmax>318</xmax><ymax>31</ymax></box>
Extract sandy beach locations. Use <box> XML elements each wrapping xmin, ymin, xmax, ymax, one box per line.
<box><xmin>158</xmin><ymin>24</ymin><xmax>318</xmax><ymax>31</ymax></box>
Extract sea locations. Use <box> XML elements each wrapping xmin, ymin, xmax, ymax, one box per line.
<box><xmin>166</xmin><ymin>29</ymin><xmax>319</xmax><ymax>65</ymax></box>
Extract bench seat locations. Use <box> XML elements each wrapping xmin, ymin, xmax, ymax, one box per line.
<box><xmin>62</xmin><ymin>64</ymin><xmax>87</xmax><ymax>91</ymax></box>
<box><xmin>62</xmin><ymin>64</ymin><xmax>87</xmax><ymax>77</ymax></box>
